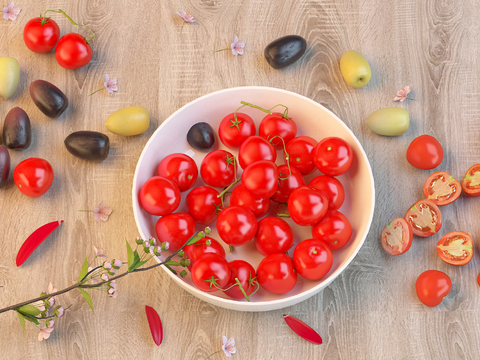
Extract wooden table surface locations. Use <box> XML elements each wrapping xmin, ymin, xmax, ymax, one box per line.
<box><xmin>1</xmin><ymin>1</ymin><xmax>480</xmax><ymax>359</ymax></box>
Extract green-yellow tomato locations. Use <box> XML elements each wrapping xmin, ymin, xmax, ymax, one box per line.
<box><xmin>106</xmin><ymin>106</ymin><xmax>150</xmax><ymax>136</ymax></box>
<box><xmin>0</xmin><ymin>57</ymin><xmax>20</xmax><ymax>100</ymax></box>
<box><xmin>366</xmin><ymin>108</ymin><xmax>410</xmax><ymax>136</ymax></box>
<box><xmin>340</xmin><ymin>50</ymin><xmax>371</xmax><ymax>88</ymax></box>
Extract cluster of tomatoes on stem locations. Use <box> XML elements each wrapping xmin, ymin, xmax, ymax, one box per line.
<box><xmin>138</xmin><ymin>101</ymin><xmax>355</xmax><ymax>300</ymax></box>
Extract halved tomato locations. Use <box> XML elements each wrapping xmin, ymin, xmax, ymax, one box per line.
<box><xmin>423</xmin><ymin>171</ymin><xmax>461</xmax><ymax>206</ymax></box>
<box><xmin>462</xmin><ymin>164</ymin><xmax>480</xmax><ymax>197</ymax></box>
<box><xmin>380</xmin><ymin>218</ymin><xmax>413</xmax><ymax>255</ymax></box>
<box><xmin>436</xmin><ymin>231</ymin><xmax>473</xmax><ymax>266</ymax></box>
<box><xmin>405</xmin><ymin>199</ymin><xmax>442</xmax><ymax>237</ymax></box>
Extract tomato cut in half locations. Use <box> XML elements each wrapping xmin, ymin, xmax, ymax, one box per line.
<box><xmin>380</xmin><ymin>218</ymin><xmax>413</xmax><ymax>255</ymax></box>
<box><xmin>436</xmin><ymin>231</ymin><xmax>473</xmax><ymax>266</ymax></box>
<box><xmin>423</xmin><ymin>171</ymin><xmax>461</xmax><ymax>206</ymax></box>
<box><xmin>405</xmin><ymin>199</ymin><xmax>442</xmax><ymax>237</ymax></box>
<box><xmin>462</xmin><ymin>164</ymin><xmax>480</xmax><ymax>197</ymax></box>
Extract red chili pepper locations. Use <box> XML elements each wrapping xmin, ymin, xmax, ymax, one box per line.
<box><xmin>16</xmin><ymin>220</ymin><xmax>64</xmax><ymax>266</ymax></box>
<box><xmin>283</xmin><ymin>314</ymin><xmax>323</xmax><ymax>344</ymax></box>
<box><xmin>145</xmin><ymin>305</ymin><xmax>163</xmax><ymax>346</ymax></box>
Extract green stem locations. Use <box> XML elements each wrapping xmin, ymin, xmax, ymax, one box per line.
<box><xmin>217</xmin><ymin>178</ymin><xmax>240</xmax><ymax>199</ymax></box>
<box><xmin>214</xmin><ymin>48</ymin><xmax>229</xmax><ymax>53</ymax></box>
<box><xmin>180</xmin><ymin>22</ymin><xmax>185</xmax><ymax>34</ymax></box>
<box><xmin>44</xmin><ymin>9</ymin><xmax>95</xmax><ymax>43</ymax></box>
<box><xmin>267</xmin><ymin>103</ymin><xmax>289</xmax><ymax>118</ymax></box>
<box><xmin>89</xmin><ymin>88</ymin><xmax>103</xmax><ymax>96</ymax></box>
<box><xmin>235</xmin><ymin>278</ymin><xmax>250</xmax><ymax>302</ymax></box>
<box><xmin>268</xmin><ymin>135</ymin><xmax>291</xmax><ymax>180</ymax></box>
<box><xmin>78</xmin><ymin>210</ymin><xmax>94</xmax><ymax>212</ymax></box>
<box><xmin>240</xmin><ymin>101</ymin><xmax>272</xmax><ymax>114</ymax></box>
<box><xmin>205</xmin><ymin>350</ymin><xmax>221</xmax><ymax>359</ymax></box>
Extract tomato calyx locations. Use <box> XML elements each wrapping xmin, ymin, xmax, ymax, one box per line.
<box><xmin>277</xmin><ymin>202</ymin><xmax>290</xmax><ymax>218</ymax></box>
<box><xmin>203</xmin><ymin>275</ymin><xmax>223</xmax><ymax>290</ymax></box>
<box><xmin>222</xmin><ymin>276</ymin><xmax>260</xmax><ymax>302</ymax></box>
<box><xmin>43</xmin><ymin>9</ymin><xmax>95</xmax><ymax>44</ymax></box>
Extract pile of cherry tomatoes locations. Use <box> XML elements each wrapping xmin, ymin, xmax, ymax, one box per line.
<box><xmin>138</xmin><ymin>102</ymin><xmax>355</xmax><ymax>299</ymax></box>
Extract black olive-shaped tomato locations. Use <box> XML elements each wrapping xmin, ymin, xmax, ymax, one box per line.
<box><xmin>187</xmin><ymin>122</ymin><xmax>215</xmax><ymax>151</ymax></box>
<box><xmin>264</xmin><ymin>35</ymin><xmax>307</xmax><ymax>69</ymax></box>
<box><xmin>0</xmin><ymin>145</ymin><xmax>10</xmax><ymax>188</ymax></box>
<box><xmin>30</xmin><ymin>80</ymin><xmax>68</xmax><ymax>119</ymax></box>
<box><xmin>3</xmin><ymin>107</ymin><xmax>31</xmax><ymax>150</ymax></box>
<box><xmin>64</xmin><ymin>131</ymin><xmax>110</xmax><ymax>161</ymax></box>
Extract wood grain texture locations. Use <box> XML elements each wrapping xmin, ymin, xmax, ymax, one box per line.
<box><xmin>1</xmin><ymin>0</ymin><xmax>480</xmax><ymax>359</ymax></box>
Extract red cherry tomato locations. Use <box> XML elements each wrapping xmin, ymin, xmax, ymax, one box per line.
<box><xmin>308</xmin><ymin>175</ymin><xmax>345</xmax><ymax>210</ymax></box>
<box><xmin>157</xmin><ymin>153</ymin><xmax>198</xmax><ymax>192</ymax></box>
<box><xmin>288</xmin><ymin>186</ymin><xmax>328</xmax><ymax>226</ymax></box>
<box><xmin>285</xmin><ymin>136</ymin><xmax>318</xmax><ymax>175</ymax></box>
<box><xmin>271</xmin><ymin>165</ymin><xmax>305</xmax><ymax>203</ymax></box>
<box><xmin>313</xmin><ymin>137</ymin><xmax>353</xmax><ymax>176</ymax></box>
<box><xmin>406</xmin><ymin>135</ymin><xmax>443</xmax><ymax>170</ymax></box>
<box><xmin>191</xmin><ymin>253</ymin><xmax>231</xmax><ymax>292</ymax></box>
<box><xmin>259</xmin><ymin>113</ymin><xmax>297</xmax><ymax>150</ymax></box>
<box><xmin>139</xmin><ymin>176</ymin><xmax>181</xmax><ymax>216</ymax></box>
<box><xmin>256</xmin><ymin>254</ymin><xmax>297</xmax><ymax>294</ymax></box>
<box><xmin>423</xmin><ymin>171</ymin><xmax>461</xmax><ymax>206</ymax></box>
<box><xmin>478</xmin><ymin>272</ymin><xmax>480</xmax><ymax>287</ymax></box>
<box><xmin>380</xmin><ymin>218</ymin><xmax>413</xmax><ymax>255</ymax></box>
<box><xmin>462</xmin><ymin>164</ymin><xmax>480</xmax><ymax>196</ymax></box>
<box><xmin>293</xmin><ymin>239</ymin><xmax>333</xmax><ymax>280</ymax></box>
<box><xmin>311</xmin><ymin>210</ymin><xmax>352</xmax><ymax>250</ymax></box>
<box><xmin>218</xmin><ymin>112</ymin><xmax>255</xmax><ymax>148</ymax></box>
<box><xmin>217</xmin><ymin>206</ymin><xmax>258</xmax><ymax>246</ymax></box>
<box><xmin>405</xmin><ymin>199</ymin><xmax>442</xmax><ymax>237</ymax></box>
<box><xmin>241</xmin><ymin>160</ymin><xmax>279</xmax><ymax>198</ymax></box>
<box><xmin>200</xmin><ymin>150</ymin><xmax>237</xmax><ymax>188</ymax></box>
<box><xmin>13</xmin><ymin>158</ymin><xmax>54</xmax><ymax>198</ymax></box>
<box><xmin>436</xmin><ymin>231</ymin><xmax>473</xmax><ymax>266</ymax></box>
<box><xmin>415</xmin><ymin>270</ymin><xmax>451</xmax><ymax>307</ymax></box>
<box><xmin>55</xmin><ymin>33</ymin><xmax>93</xmax><ymax>69</ymax></box>
<box><xmin>23</xmin><ymin>17</ymin><xmax>60</xmax><ymax>53</ymax></box>
<box><xmin>230</xmin><ymin>183</ymin><xmax>270</xmax><ymax>218</ymax></box>
<box><xmin>155</xmin><ymin>213</ymin><xmax>196</xmax><ymax>252</ymax></box>
<box><xmin>223</xmin><ymin>260</ymin><xmax>257</xmax><ymax>300</ymax></box>
<box><xmin>183</xmin><ymin>236</ymin><xmax>226</xmax><ymax>271</ymax></box>
<box><xmin>185</xmin><ymin>186</ymin><xmax>222</xmax><ymax>225</ymax></box>
<box><xmin>255</xmin><ymin>217</ymin><xmax>294</xmax><ymax>256</ymax></box>
<box><xmin>238</xmin><ymin>136</ymin><xmax>276</xmax><ymax>170</ymax></box>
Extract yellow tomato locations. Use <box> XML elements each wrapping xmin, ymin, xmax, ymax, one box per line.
<box><xmin>340</xmin><ymin>50</ymin><xmax>371</xmax><ymax>88</ymax></box>
<box><xmin>0</xmin><ymin>57</ymin><xmax>20</xmax><ymax>100</ymax></box>
<box><xmin>106</xmin><ymin>106</ymin><xmax>150</xmax><ymax>136</ymax></box>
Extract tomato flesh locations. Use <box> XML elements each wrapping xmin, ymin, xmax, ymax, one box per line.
<box><xmin>415</xmin><ymin>270</ymin><xmax>451</xmax><ymax>307</ymax></box>
<box><xmin>404</xmin><ymin>199</ymin><xmax>442</xmax><ymax>237</ymax></box>
<box><xmin>462</xmin><ymin>164</ymin><xmax>480</xmax><ymax>196</ymax></box>
<box><xmin>380</xmin><ymin>218</ymin><xmax>413</xmax><ymax>255</ymax></box>
<box><xmin>423</xmin><ymin>171</ymin><xmax>461</xmax><ymax>206</ymax></box>
<box><xmin>436</xmin><ymin>231</ymin><xmax>473</xmax><ymax>266</ymax></box>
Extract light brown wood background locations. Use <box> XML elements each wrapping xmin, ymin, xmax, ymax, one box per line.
<box><xmin>1</xmin><ymin>0</ymin><xmax>480</xmax><ymax>359</ymax></box>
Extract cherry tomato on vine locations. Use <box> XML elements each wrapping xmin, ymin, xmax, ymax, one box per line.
<box><xmin>423</xmin><ymin>171</ymin><xmax>461</xmax><ymax>206</ymax></box>
<box><xmin>406</xmin><ymin>135</ymin><xmax>443</xmax><ymax>170</ymax></box>
<box><xmin>308</xmin><ymin>175</ymin><xmax>345</xmax><ymax>211</ymax></box>
<box><xmin>217</xmin><ymin>206</ymin><xmax>257</xmax><ymax>246</ymax></box>
<box><xmin>271</xmin><ymin>165</ymin><xmax>305</xmax><ymax>203</ymax></box>
<box><xmin>238</xmin><ymin>136</ymin><xmax>276</xmax><ymax>170</ymax></box>
<box><xmin>415</xmin><ymin>270</ymin><xmax>451</xmax><ymax>307</ymax></box>
<box><xmin>157</xmin><ymin>153</ymin><xmax>198</xmax><ymax>192</ymax></box>
<box><xmin>14</xmin><ymin>157</ymin><xmax>54</xmax><ymax>198</ymax></box>
<box><xmin>23</xmin><ymin>17</ymin><xmax>60</xmax><ymax>53</ymax></box>
<box><xmin>55</xmin><ymin>33</ymin><xmax>93</xmax><ymax>69</ymax></box>
<box><xmin>259</xmin><ymin>113</ymin><xmax>297</xmax><ymax>150</ymax></box>
<box><xmin>293</xmin><ymin>239</ymin><xmax>333</xmax><ymax>280</ymax></box>
<box><xmin>230</xmin><ymin>183</ymin><xmax>270</xmax><ymax>218</ymax></box>
<box><xmin>255</xmin><ymin>217</ymin><xmax>294</xmax><ymax>256</ymax></box>
<box><xmin>405</xmin><ymin>199</ymin><xmax>442</xmax><ymax>237</ymax></box>
<box><xmin>218</xmin><ymin>112</ymin><xmax>255</xmax><ymax>149</ymax></box>
<box><xmin>185</xmin><ymin>186</ymin><xmax>222</xmax><ymax>225</ymax></box>
<box><xmin>436</xmin><ymin>231</ymin><xmax>473</xmax><ymax>266</ymax></box>
<box><xmin>288</xmin><ymin>186</ymin><xmax>328</xmax><ymax>226</ymax></box>
<box><xmin>155</xmin><ymin>213</ymin><xmax>196</xmax><ymax>252</ymax></box>
<box><xmin>242</xmin><ymin>160</ymin><xmax>279</xmax><ymax>198</ymax></box>
<box><xmin>256</xmin><ymin>253</ymin><xmax>297</xmax><ymax>294</ymax></box>
<box><xmin>380</xmin><ymin>218</ymin><xmax>413</xmax><ymax>255</ymax></box>
<box><xmin>285</xmin><ymin>136</ymin><xmax>318</xmax><ymax>175</ymax></box>
<box><xmin>311</xmin><ymin>210</ymin><xmax>352</xmax><ymax>250</ymax></box>
<box><xmin>462</xmin><ymin>164</ymin><xmax>480</xmax><ymax>197</ymax></box>
<box><xmin>200</xmin><ymin>150</ymin><xmax>237</xmax><ymax>188</ymax></box>
<box><xmin>313</xmin><ymin>137</ymin><xmax>353</xmax><ymax>176</ymax></box>
<box><xmin>223</xmin><ymin>260</ymin><xmax>257</xmax><ymax>300</ymax></box>
<box><xmin>139</xmin><ymin>176</ymin><xmax>181</xmax><ymax>216</ymax></box>
<box><xmin>191</xmin><ymin>253</ymin><xmax>231</xmax><ymax>293</ymax></box>
<box><xmin>183</xmin><ymin>236</ymin><xmax>226</xmax><ymax>271</ymax></box>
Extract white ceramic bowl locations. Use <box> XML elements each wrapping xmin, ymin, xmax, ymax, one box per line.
<box><xmin>132</xmin><ymin>86</ymin><xmax>375</xmax><ymax>312</ymax></box>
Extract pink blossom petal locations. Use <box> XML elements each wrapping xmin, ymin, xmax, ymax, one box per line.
<box><xmin>177</xmin><ymin>10</ymin><xmax>195</xmax><ymax>23</ymax></box>
<box><xmin>57</xmin><ymin>307</ymin><xmax>65</xmax><ymax>318</ymax></box>
<box><xmin>222</xmin><ymin>336</ymin><xmax>236</xmax><ymax>357</ymax></box>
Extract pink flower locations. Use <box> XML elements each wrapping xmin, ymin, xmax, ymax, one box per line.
<box><xmin>104</xmin><ymin>74</ymin><xmax>118</xmax><ymax>94</ymax></box>
<box><xmin>56</xmin><ymin>306</ymin><xmax>65</xmax><ymax>318</ymax></box>
<box><xmin>47</xmin><ymin>283</ymin><xmax>57</xmax><ymax>295</ymax></box>
<box><xmin>103</xmin><ymin>261</ymin><xmax>112</xmax><ymax>270</ymax></box>
<box><xmin>108</xmin><ymin>287</ymin><xmax>117</xmax><ymax>298</ymax></box>
<box><xmin>177</xmin><ymin>10</ymin><xmax>195</xmax><ymax>23</ymax></box>
<box><xmin>394</xmin><ymin>86</ymin><xmax>411</xmax><ymax>102</ymax></box>
<box><xmin>109</xmin><ymin>281</ymin><xmax>117</xmax><ymax>290</ymax></box>
<box><xmin>94</xmin><ymin>246</ymin><xmax>107</xmax><ymax>258</ymax></box>
<box><xmin>3</xmin><ymin>1</ymin><xmax>20</xmax><ymax>21</ymax></box>
<box><xmin>32</xmin><ymin>300</ymin><xmax>46</xmax><ymax>312</ymax></box>
<box><xmin>112</xmin><ymin>259</ymin><xmax>122</xmax><ymax>269</ymax></box>
<box><xmin>38</xmin><ymin>321</ymin><xmax>54</xmax><ymax>342</ymax></box>
<box><xmin>94</xmin><ymin>201</ymin><xmax>112</xmax><ymax>222</ymax></box>
<box><xmin>231</xmin><ymin>36</ymin><xmax>245</xmax><ymax>56</ymax></box>
<box><xmin>222</xmin><ymin>336</ymin><xmax>236</xmax><ymax>357</ymax></box>
<box><xmin>101</xmin><ymin>274</ymin><xmax>109</xmax><ymax>282</ymax></box>
<box><xmin>108</xmin><ymin>268</ymin><xmax>117</xmax><ymax>276</ymax></box>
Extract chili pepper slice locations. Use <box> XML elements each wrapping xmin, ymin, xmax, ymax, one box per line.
<box><xmin>145</xmin><ymin>305</ymin><xmax>163</xmax><ymax>346</ymax></box>
<box><xmin>283</xmin><ymin>314</ymin><xmax>323</xmax><ymax>345</ymax></box>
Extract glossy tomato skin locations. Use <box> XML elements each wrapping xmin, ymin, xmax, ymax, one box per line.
<box><xmin>423</xmin><ymin>171</ymin><xmax>461</xmax><ymax>206</ymax></box>
<box><xmin>183</xmin><ymin>236</ymin><xmax>226</xmax><ymax>271</ymax></box>
<box><xmin>155</xmin><ymin>213</ymin><xmax>196</xmax><ymax>252</ymax></box>
<box><xmin>23</xmin><ymin>17</ymin><xmax>60</xmax><ymax>53</ymax></box>
<box><xmin>380</xmin><ymin>218</ymin><xmax>413</xmax><ymax>255</ymax></box>
<box><xmin>14</xmin><ymin>158</ymin><xmax>54</xmax><ymax>198</ymax></box>
<box><xmin>139</xmin><ymin>176</ymin><xmax>181</xmax><ymax>216</ymax></box>
<box><xmin>462</xmin><ymin>164</ymin><xmax>480</xmax><ymax>196</ymax></box>
<box><xmin>405</xmin><ymin>199</ymin><xmax>442</xmax><ymax>237</ymax></box>
<box><xmin>55</xmin><ymin>33</ymin><xmax>93</xmax><ymax>69</ymax></box>
<box><xmin>415</xmin><ymin>270</ymin><xmax>451</xmax><ymax>307</ymax></box>
<box><xmin>238</xmin><ymin>136</ymin><xmax>276</xmax><ymax>170</ymax></box>
<box><xmin>242</xmin><ymin>160</ymin><xmax>279</xmax><ymax>198</ymax></box>
<box><xmin>259</xmin><ymin>113</ymin><xmax>297</xmax><ymax>149</ymax></box>
<box><xmin>157</xmin><ymin>153</ymin><xmax>198</xmax><ymax>192</ymax></box>
<box><xmin>436</xmin><ymin>231</ymin><xmax>473</xmax><ymax>266</ymax></box>
<box><xmin>185</xmin><ymin>186</ymin><xmax>222</xmax><ymax>225</ymax></box>
<box><xmin>406</xmin><ymin>135</ymin><xmax>443</xmax><ymax>170</ymax></box>
<box><xmin>308</xmin><ymin>175</ymin><xmax>345</xmax><ymax>211</ymax></box>
<box><xmin>288</xmin><ymin>186</ymin><xmax>328</xmax><ymax>226</ymax></box>
<box><xmin>191</xmin><ymin>253</ymin><xmax>231</xmax><ymax>292</ymax></box>
<box><xmin>271</xmin><ymin>165</ymin><xmax>305</xmax><ymax>203</ymax></box>
<box><xmin>313</xmin><ymin>137</ymin><xmax>353</xmax><ymax>176</ymax></box>
<box><xmin>223</xmin><ymin>260</ymin><xmax>257</xmax><ymax>299</ymax></box>
<box><xmin>293</xmin><ymin>239</ymin><xmax>333</xmax><ymax>280</ymax></box>
<box><xmin>311</xmin><ymin>210</ymin><xmax>352</xmax><ymax>250</ymax></box>
<box><xmin>200</xmin><ymin>150</ymin><xmax>237</xmax><ymax>188</ymax></box>
<box><xmin>218</xmin><ymin>112</ymin><xmax>255</xmax><ymax>149</ymax></box>
<box><xmin>217</xmin><ymin>206</ymin><xmax>258</xmax><ymax>246</ymax></box>
<box><xmin>255</xmin><ymin>217</ymin><xmax>294</xmax><ymax>256</ymax></box>
<box><xmin>256</xmin><ymin>253</ymin><xmax>297</xmax><ymax>294</ymax></box>
<box><xmin>285</xmin><ymin>136</ymin><xmax>318</xmax><ymax>175</ymax></box>
<box><xmin>230</xmin><ymin>183</ymin><xmax>270</xmax><ymax>218</ymax></box>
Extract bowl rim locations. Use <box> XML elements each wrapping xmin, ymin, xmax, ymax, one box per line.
<box><xmin>132</xmin><ymin>85</ymin><xmax>375</xmax><ymax>310</ymax></box>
